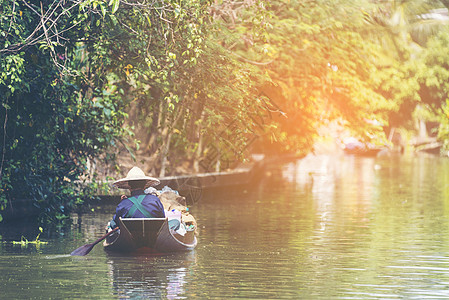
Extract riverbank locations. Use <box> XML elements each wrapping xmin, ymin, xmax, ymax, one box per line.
<box><xmin>97</xmin><ymin>153</ymin><xmax>302</xmax><ymax>204</ymax></box>
<box><xmin>0</xmin><ymin>154</ymin><xmax>303</xmax><ymax>222</ymax></box>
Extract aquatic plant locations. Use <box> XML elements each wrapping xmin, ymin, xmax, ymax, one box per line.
<box><xmin>11</xmin><ymin>227</ymin><xmax>48</xmax><ymax>247</ymax></box>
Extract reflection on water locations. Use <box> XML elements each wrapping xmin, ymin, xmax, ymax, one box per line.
<box><xmin>278</xmin><ymin>154</ymin><xmax>449</xmax><ymax>298</ymax></box>
<box><xmin>2</xmin><ymin>153</ymin><xmax>449</xmax><ymax>298</ymax></box>
<box><xmin>106</xmin><ymin>252</ymin><xmax>196</xmax><ymax>299</ymax></box>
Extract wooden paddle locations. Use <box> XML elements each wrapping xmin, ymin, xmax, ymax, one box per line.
<box><xmin>70</xmin><ymin>227</ymin><xmax>119</xmax><ymax>256</ymax></box>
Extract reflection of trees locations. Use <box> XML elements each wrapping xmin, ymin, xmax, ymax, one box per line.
<box><xmin>71</xmin><ymin>209</ymin><xmax>114</xmax><ymax>241</ymax></box>
<box><xmin>106</xmin><ymin>252</ymin><xmax>196</xmax><ymax>299</ymax></box>
<box><xmin>279</xmin><ymin>154</ymin><xmax>449</xmax><ymax>295</ymax></box>
<box><xmin>282</xmin><ymin>154</ymin><xmax>377</xmax><ymax>217</ymax></box>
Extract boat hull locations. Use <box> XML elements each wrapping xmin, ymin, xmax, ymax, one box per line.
<box><xmin>103</xmin><ymin>217</ymin><xmax>197</xmax><ymax>253</ymax></box>
<box><xmin>343</xmin><ymin>147</ymin><xmax>382</xmax><ymax>157</ymax></box>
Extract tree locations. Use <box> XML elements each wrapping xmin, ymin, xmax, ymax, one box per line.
<box><xmin>100</xmin><ymin>0</ymin><xmax>275</xmax><ymax>175</ymax></box>
<box><xmin>416</xmin><ymin>29</ymin><xmax>449</xmax><ymax>149</ymax></box>
<box><xmin>214</xmin><ymin>0</ymin><xmax>396</xmax><ymax>152</ymax></box>
<box><xmin>0</xmin><ymin>0</ymin><xmax>128</xmax><ymax>223</ymax></box>
<box><xmin>362</xmin><ymin>0</ymin><xmax>449</xmax><ymax>130</ymax></box>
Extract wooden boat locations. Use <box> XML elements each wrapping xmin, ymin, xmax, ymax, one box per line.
<box><xmin>416</xmin><ymin>142</ymin><xmax>443</xmax><ymax>155</ymax></box>
<box><xmin>342</xmin><ymin>138</ymin><xmax>384</xmax><ymax>157</ymax></box>
<box><xmin>103</xmin><ymin>217</ymin><xmax>197</xmax><ymax>253</ymax></box>
<box><xmin>343</xmin><ymin>147</ymin><xmax>383</xmax><ymax>157</ymax></box>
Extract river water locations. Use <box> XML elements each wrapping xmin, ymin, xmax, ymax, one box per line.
<box><xmin>2</xmin><ymin>153</ymin><xmax>449</xmax><ymax>299</ymax></box>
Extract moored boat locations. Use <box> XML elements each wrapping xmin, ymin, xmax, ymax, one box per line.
<box><xmin>103</xmin><ymin>217</ymin><xmax>197</xmax><ymax>253</ymax></box>
<box><xmin>343</xmin><ymin>147</ymin><xmax>383</xmax><ymax>157</ymax></box>
<box><xmin>342</xmin><ymin>137</ymin><xmax>384</xmax><ymax>157</ymax></box>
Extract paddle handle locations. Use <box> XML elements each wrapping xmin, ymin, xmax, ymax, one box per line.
<box><xmin>70</xmin><ymin>227</ymin><xmax>119</xmax><ymax>256</ymax></box>
<box><xmin>93</xmin><ymin>227</ymin><xmax>119</xmax><ymax>245</ymax></box>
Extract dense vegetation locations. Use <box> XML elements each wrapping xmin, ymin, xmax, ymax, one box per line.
<box><xmin>2</xmin><ymin>0</ymin><xmax>449</xmax><ymax>223</ymax></box>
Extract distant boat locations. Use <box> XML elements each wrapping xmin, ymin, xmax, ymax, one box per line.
<box><xmin>342</xmin><ymin>137</ymin><xmax>383</xmax><ymax>157</ymax></box>
<box><xmin>343</xmin><ymin>147</ymin><xmax>383</xmax><ymax>157</ymax></box>
<box><xmin>103</xmin><ymin>217</ymin><xmax>197</xmax><ymax>253</ymax></box>
<box><xmin>416</xmin><ymin>142</ymin><xmax>443</xmax><ymax>155</ymax></box>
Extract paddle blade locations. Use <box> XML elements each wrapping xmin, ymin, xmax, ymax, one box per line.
<box><xmin>70</xmin><ymin>243</ymin><xmax>95</xmax><ymax>256</ymax></box>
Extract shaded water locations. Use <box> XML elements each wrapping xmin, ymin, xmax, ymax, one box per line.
<box><xmin>2</xmin><ymin>154</ymin><xmax>449</xmax><ymax>299</ymax></box>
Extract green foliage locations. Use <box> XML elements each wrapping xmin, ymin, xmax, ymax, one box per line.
<box><xmin>216</xmin><ymin>0</ymin><xmax>396</xmax><ymax>152</ymax></box>
<box><xmin>370</xmin><ymin>55</ymin><xmax>420</xmax><ymax>129</ymax></box>
<box><xmin>421</xmin><ymin>30</ymin><xmax>449</xmax><ymax>151</ymax></box>
<box><xmin>417</xmin><ymin>30</ymin><xmax>449</xmax><ymax>108</ymax></box>
<box><xmin>361</xmin><ymin>0</ymin><xmax>449</xmax><ymax>132</ymax></box>
<box><xmin>0</xmin><ymin>0</ymin><xmax>127</xmax><ymax>224</ymax></box>
<box><xmin>438</xmin><ymin>99</ymin><xmax>449</xmax><ymax>151</ymax></box>
<box><xmin>84</xmin><ymin>0</ymin><xmax>270</xmax><ymax>174</ymax></box>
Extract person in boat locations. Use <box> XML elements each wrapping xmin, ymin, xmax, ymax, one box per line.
<box><xmin>107</xmin><ymin>166</ymin><xmax>165</xmax><ymax>230</ymax></box>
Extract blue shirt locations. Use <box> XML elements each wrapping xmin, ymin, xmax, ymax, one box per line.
<box><xmin>112</xmin><ymin>190</ymin><xmax>165</xmax><ymax>227</ymax></box>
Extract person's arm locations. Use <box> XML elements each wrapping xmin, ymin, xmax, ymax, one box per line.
<box><xmin>109</xmin><ymin>215</ymin><xmax>117</xmax><ymax>229</ymax></box>
<box><xmin>111</xmin><ymin>199</ymin><xmax>129</xmax><ymax>227</ymax></box>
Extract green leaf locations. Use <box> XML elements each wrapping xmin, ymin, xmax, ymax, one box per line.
<box><xmin>100</xmin><ymin>4</ymin><xmax>106</xmax><ymax>17</ymax></box>
<box><xmin>109</xmin><ymin>0</ymin><xmax>119</xmax><ymax>14</ymax></box>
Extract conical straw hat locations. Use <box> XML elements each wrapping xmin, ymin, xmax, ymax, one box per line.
<box><xmin>113</xmin><ymin>166</ymin><xmax>160</xmax><ymax>189</ymax></box>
